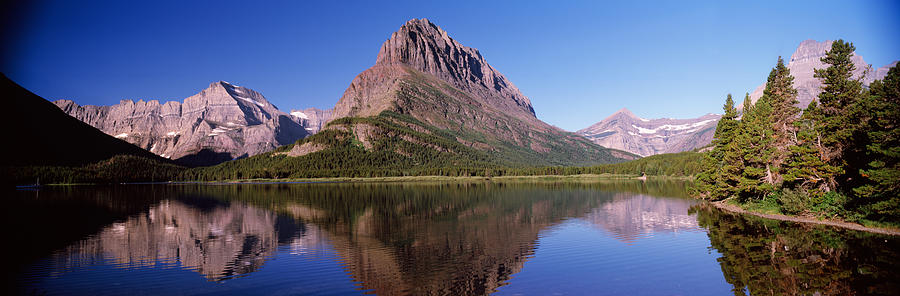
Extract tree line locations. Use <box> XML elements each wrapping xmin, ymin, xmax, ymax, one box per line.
<box><xmin>694</xmin><ymin>40</ymin><xmax>898</xmax><ymax>225</ymax></box>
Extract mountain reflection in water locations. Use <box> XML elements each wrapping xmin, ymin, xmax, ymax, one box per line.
<box><xmin>8</xmin><ymin>181</ymin><xmax>899</xmax><ymax>295</ymax></box>
<box><xmin>584</xmin><ymin>194</ymin><xmax>700</xmax><ymax>243</ymax></box>
<box><xmin>47</xmin><ymin>199</ymin><xmax>325</xmax><ymax>281</ymax></box>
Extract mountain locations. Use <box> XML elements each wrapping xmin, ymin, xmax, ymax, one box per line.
<box><xmin>190</xmin><ymin>19</ymin><xmax>637</xmax><ymax>179</ymax></box>
<box><xmin>577</xmin><ymin>108</ymin><xmax>719</xmax><ymax>156</ymax></box>
<box><xmin>0</xmin><ymin>74</ymin><xmax>168</xmax><ymax>167</ymax></box>
<box><xmin>54</xmin><ymin>81</ymin><xmax>309</xmax><ymax>166</ymax></box>
<box><xmin>320</xmin><ymin>18</ymin><xmax>634</xmax><ymax>166</ymax></box>
<box><xmin>290</xmin><ymin>107</ymin><xmax>332</xmax><ymax>134</ymax></box>
<box><xmin>746</xmin><ymin>39</ymin><xmax>897</xmax><ymax>108</ymax></box>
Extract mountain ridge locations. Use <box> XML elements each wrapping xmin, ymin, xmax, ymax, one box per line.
<box><xmin>578</xmin><ymin>108</ymin><xmax>720</xmax><ymax>156</ymax></box>
<box><xmin>54</xmin><ymin>81</ymin><xmax>310</xmax><ymax>166</ymax></box>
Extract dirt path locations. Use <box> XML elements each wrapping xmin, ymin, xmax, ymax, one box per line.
<box><xmin>710</xmin><ymin>201</ymin><xmax>900</xmax><ymax>236</ymax></box>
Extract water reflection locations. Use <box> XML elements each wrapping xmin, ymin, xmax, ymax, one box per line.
<box><xmin>585</xmin><ymin>194</ymin><xmax>700</xmax><ymax>243</ymax></box>
<box><xmin>50</xmin><ymin>200</ymin><xmax>320</xmax><ymax>281</ymax></box>
<box><xmin>224</xmin><ymin>183</ymin><xmax>617</xmax><ymax>295</ymax></box>
<box><xmin>692</xmin><ymin>204</ymin><xmax>900</xmax><ymax>295</ymax></box>
<box><xmin>9</xmin><ymin>181</ymin><xmax>899</xmax><ymax>295</ymax></box>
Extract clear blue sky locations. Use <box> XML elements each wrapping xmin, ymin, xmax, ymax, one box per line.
<box><xmin>2</xmin><ymin>0</ymin><xmax>898</xmax><ymax>131</ymax></box>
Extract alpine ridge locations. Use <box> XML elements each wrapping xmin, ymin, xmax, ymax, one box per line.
<box><xmin>578</xmin><ymin>108</ymin><xmax>720</xmax><ymax>156</ymax></box>
<box><xmin>54</xmin><ymin>81</ymin><xmax>309</xmax><ymax>166</ymax></box>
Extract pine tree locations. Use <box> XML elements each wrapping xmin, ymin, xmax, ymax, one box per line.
<box><xmin>761</xmin><ymin>57</ymin><xmax>800</xmax><ymax>184</ymax></box>
<box><xmin>783</xmin><ymin>101</ymin><xmax>842</xmax><ymax>195</ymax></box>
<box><xmin>695</xmin><ymin>94</ymin><xmax>740</xmax><ymax>200</ymax></box>
<box><xmin>812</xmin><ymin>40</ymin><xmax>863</xmax><ymax>175</ymax></box>
<box><xmin>736</xmin><ymin>94</ymin><xmax>776</xmax><ymax>201</ymax></box>
<box><xmin>853</xmin><ymin>65</ymin><xmax>900</xmax><ymax>220</ymax></box>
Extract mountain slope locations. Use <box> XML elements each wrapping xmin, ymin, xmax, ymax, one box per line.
<box><xmin>326</xmin><ymin>18</ymin><xmax>634</xmax><ymax>166</ymax></box>
<box><xmin>746</xmin><ymin>39</ymin><xmax>897</xmax><ymax>108</ymax></box>
<box><xmin>0</xmin><ymin>74</ymin><xmax>169</xmax><ymax>167</ymax></box>
<box><xmin>54</xmin><ymin>81</ymin><xmax>308</xmax><ymax>166</ymax></box>
<box><xmin>578</xmin><ymin>108</ymin><xmax>719</xmax><ymax>156</ymax></box>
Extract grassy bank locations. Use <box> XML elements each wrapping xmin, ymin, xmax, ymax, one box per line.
<box><xmin>709</xmin><ymin>200</ymin><xmax>900</xmax><ymax>236</ymax></box>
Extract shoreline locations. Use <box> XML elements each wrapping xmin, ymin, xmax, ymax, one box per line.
<box><xmin>17</xmin><ymin>174</ymin><xmax>694</xmax><ymax>187</ymax></box>
<box><xmin>709</xmin><ymin>200</ymin><xmax>900</xmax><ymax>236</ymax></box>
<box><xmin>195</xmin><ymin>174</ymin><xmax>670</xmax><ymax>184</ymax></box>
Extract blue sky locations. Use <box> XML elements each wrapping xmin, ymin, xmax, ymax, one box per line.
<box><xmin>2</xmin><ymin>0</ymin><xmax>898</xmax><ymax>131</ymax></box>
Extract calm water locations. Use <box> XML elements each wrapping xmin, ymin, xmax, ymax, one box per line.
<box><xmin>6</xmin><ymin>180</ymin><xmax>899</xmax><ymax>295</ymax></box>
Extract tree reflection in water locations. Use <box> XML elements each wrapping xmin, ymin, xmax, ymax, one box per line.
<box><xmin>692</xmin><ymin>204</ymin><xmax>900</xmax><ymax>295</ymax></box>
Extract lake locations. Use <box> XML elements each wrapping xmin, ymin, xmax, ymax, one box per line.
<box><xmin>7</xmin><ymin>180</ymin><xmax>899</xmax><ymax>295</ymax></box>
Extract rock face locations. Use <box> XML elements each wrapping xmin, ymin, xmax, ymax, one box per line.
<box><xmin>54</xmin><ymin>81</ymin><xmax>308</xmax><ymax>166</ymax></box>
<box><xmin>577</xmin><ymin>108</ymin><xmax>719</xmax><ymax>156</ymax></box>
<box><xmin>333</xmin><ymin>19</ymin><xmax>535</xmax><ymax>120</ymax></box>
<box><xmin>290</xmin><ymin>107</ymin><xmax>332</xmax><ymax>134</ymax></box>
<box><xmin>746</xmin><ymin>40</ymin><xmax>897</xmax><ymax>108</ymax></box>
<box><xmin>328</xmin><ymin>18</ymin><xmax>634</xmax><ymax>165</ymax></box>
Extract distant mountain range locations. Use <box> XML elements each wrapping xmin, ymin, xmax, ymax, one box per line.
<box><xmin>54</xmin><ymin>81</ymin><xmax>316</xmax><ymax>166</ymax></box>
<box><xmin>578</xmin><ymin>108</ymin><xmax>719</xmax><ymax>156</ymax></box>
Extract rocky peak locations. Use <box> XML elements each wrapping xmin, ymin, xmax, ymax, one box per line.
<box><xmin>327</xmin><ymin>19</ymin><xmax>633</xmax><ymax>165</ymax></box>
<box><xmin>370</xmin><ymin>18</ymin><xmax>534</xmax><ymax>117</ymax></box>
<box><xmin>746</xmin><ymin>39</ymin><xmax>895</xmax><ymax>109</ymax></box>
<box><xmin>790</xmin><ymin>39</ymin><xmax>833</xmax><ymax>64</ymax></box>
<box><xmin>610</xmin><ymin>108</ymin><xmax>638</xmax><ymax>119</ymax></box>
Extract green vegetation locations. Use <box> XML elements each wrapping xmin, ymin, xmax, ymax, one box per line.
<box><xmin>694</xmin><ymin>40</ymin><xmax>900</xmax><ymax>225</ymax></box>
<box><xmin>394</xmin><ymin>68</ymin><xmax>630</xmax><ymax>167</ymax></box>
<box><xmin>491</xmin><ymin>151</ymin><xmax>702</xmax><ymax>177</ymax></box>
<box><xmin>4</xmin><ymin>155</ymin><xmax>184</xmax><ymax>185</ymax></box>
<box><xmin>182</xmin><ymin>111</ymin><xmax>508</xmax><ymax>180</ymax></box>
<box><xmin>183</xmin><ymin>130</ymin><xmax>701</xmax><ymax>181</ymax></box>
<box><xmin>183</xmin><ymin>108</ymin><xmax>648</xmax><ymax>181</ymax></box>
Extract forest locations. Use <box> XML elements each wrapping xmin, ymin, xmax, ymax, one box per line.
<box><xmin>693</xmin><ymin>40</ymin><xmax>899</xmax><ymax>226</ymax></box>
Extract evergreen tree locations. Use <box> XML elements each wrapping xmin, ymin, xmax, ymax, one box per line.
<box><xmin>736</xmin><ymin>94</ymin><xmax>776</xmax><ymax>201</ymax></box>
<box><xmin>695</xmin><ymin>94</ymin><xmax>740</xmax><ymax>200</ymax></box>
<box><xmin>783</xmin><ymin>101</ymin><xmax>842</xmax><ymax>195</ymax></box>
<box><xmin>853</xmin><ymin>65</ymin><xmax>900</xmax><ymax>220</ymax></box>
<box><xmin>761</xmin><ymin>56</ymin><xmax>800</xmax><ymax>184</ymax></box>
<box><xmin>812</xmin><ymin>40</ymin><xmax>863</xmax><ymax>178</ymax></box>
